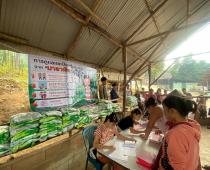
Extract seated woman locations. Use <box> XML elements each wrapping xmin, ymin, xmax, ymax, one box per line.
<box><xmin>93</xmin><ymin>112</ymin><xmax>135</xmax><ymax>170</ymax></box>
<box><xmin>118</xmin><ymin>108</ymin><xmax>143</xmax><ymax>134</ymax></box>
<box><xmin>140</xmin><ymin>97</ymin><xmax>168</xmax><ymax>140</ymax></box>
<box><xmin>159</xmin><ymin>95</ymin><xmax>201</xmax><ymax>170</ymax></box>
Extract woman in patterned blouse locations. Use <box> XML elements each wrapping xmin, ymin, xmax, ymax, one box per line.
<box><xmin>93</xmin><ymin>112</ymin><xmax>135</xmax><ymax>170</ymax></box>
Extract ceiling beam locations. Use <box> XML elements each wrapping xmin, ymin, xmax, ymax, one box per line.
<box><xmin>67</xmin><ymin>0</ymin><xmax>102</xmax><ymax>57</ymax></box>
<box><xmin>129</xmin><ymin>0</ymin><xmax>209</xmax><ymax>79</ymax></box>
<box><xmin>0</xmin><ymin>32</ymin><xmax>28</xmax><ymax>45</ymax></box>
<box><xmin>76</xmin><ymin>0</ymin><xmax>108</xmax><ymax>27</ymax></box>
<box><xmin>127</xmin><ymin>40</ymin><xmax>161</xmax><ymax>69</ymax></box>
<box><xmin>126</xmin><ymin>0</ymin><xmax>168</xmax><ymax>43</ymax></box>
<box><xmin>144</xmin><ymin>0</ymin><xmax>161</xmax><ymax>34</ymax></box>
<box><xmin>50</xmin><ymin>0</ymin><xmax>122</xmax><ymax>47</ymax></box>
<box><xmin>126</xmin><ymin>41</ymin><xmax>163</xmax><ymax>86</ymax></box>
<box><xmin>67</xmin><ymin>26</ymin><xmax>84</xmax><ymax>57</ymax></box>
<box><xmin>101</xmin><ymin>0</ymin><xmax>168</xmax><ymax>68</ymax></box>
<box><xmin>100</xmin><ymin>47</ymin><xmax>119</xmax><ymax>67</ymax></box>
<box><xmin>0</xmin><ymin>38</ymin><xmax>124</xmax><ymax>74</ymax></box>
<box><xmin>52</xmin><ymin>0</ymin><xmax>156</xmax><ymax>69</ymax></box>
<box><xmin>127</xmin><ymin>17</ymin><xmax>210</xmax><ymax>47</ymax></box>
<box><xmin>126</xmin><ymin>31</ymin><xmax>171</xmax><ymax>86</ymax></box>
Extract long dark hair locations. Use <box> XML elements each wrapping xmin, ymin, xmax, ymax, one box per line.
<box><xmin>163</xmin><ymin>95</ymin><xmax>197</xmax><ymax>117</ymax></box>
<box><xmin>131</xmin><ymin>108</ymin><xmax>142</xmax><ymax>116</ymax></box>
<box><xmin>145</xmin><ymin>97</ymin><xmax>158</xmax><ymax>108</ymax></box>
<box><xmin>104</xmin><ymin>112</ymin><xmax>119</xmax><ymax>123</ymax></box>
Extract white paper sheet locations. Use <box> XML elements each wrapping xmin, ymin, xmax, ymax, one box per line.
<box><xmin>109</xmin><ymin>151</ymin><xmax>128</xmax><ymax>161</ymax></box>
<box><xmin>123</xmin><ymin>147</ymin><xmax>136</xmax><ymax>157</ymax></box>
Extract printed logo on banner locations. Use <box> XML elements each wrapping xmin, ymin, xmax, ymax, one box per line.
<box><xmin>28</xmin><ymin>55</ymin><xmax>98</xmax><ymax>111</ymax></box>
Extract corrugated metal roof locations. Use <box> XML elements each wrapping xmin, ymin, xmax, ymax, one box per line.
<box><xmin>0</xmin><ymin>0</ymin><xmax>210</xmax><ymax>76</ymax></box>
<box><xmin>0</xmin><ymin>0</ymin><xmax>80</xmax><ymax>54</ymax></box>
<box><xmin>66</xmin><ymin>0</ymin><xmax>94</xmax><ymax>15</ymax></box>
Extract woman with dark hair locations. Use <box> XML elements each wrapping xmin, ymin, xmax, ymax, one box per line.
<box><xmin>159</xmin><ymin>95</ymin><xmax>201</xmax><ymax>170</ymax></box>
<box><xmin>93</xmin><ymin>112</ymin><xmax>135</xmax><ymax>170</ymax></box>
<box><xmin>118</xmin><ymin>108</ymin><xmax>143</xmax><ymax>133</ymax></box>
<box><xmin>140</xmin><ymin>97</ymin><xmax>168</xmax><ymax>140</ymax></box>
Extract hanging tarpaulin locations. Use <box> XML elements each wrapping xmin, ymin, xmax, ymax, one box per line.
<box><xmin>28</xmin><ymin>55</ymin><xmax>98</xmax><ymax>112</ymax></box>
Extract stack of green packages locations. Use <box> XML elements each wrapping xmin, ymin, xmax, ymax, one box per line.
<box><xmin>97</xmin><ymin>100</ymin><xmax>113</xmax><ymax>111</ymax></box>
<box><xmin>79</xmin><ymin>108</ymin><xmax>91</xmax><ymax>116</ymax></box>
<box><xmin>126</xmin><ymin>96</ymin><xmax>138</xmax><ymax>107</ymax></box>
<box><xmin>9</xmin><ymin>112</ymin><xmax>42</xmax><ymax>153</ymax></box>
<box><xmin>97</xmin><ymin>100</ymin><xmax>113</xmax><ymax>117</ymax></box>
<box><xmin>111</xmin><ymin>103</ymin><xmax>122</xmax><ymax>112</ymax></box>
<box><xmin>39</xmin><ymin>111</ymin><xmax>63</xmax><ymax>142</ymax></box>
<box><xmin>75</xmin><ymin>116</ymin><xmax>93</xmax><ymax>129</ymax></box>
<box><xmin>0</xmin><ymin>126</ymin><xmax>10</xmax><ymax>157</ymax></box>
<box><xmin>61</xmin><ymin>108</ymin><xmax>80</xmax><ymax>133</ymax></box>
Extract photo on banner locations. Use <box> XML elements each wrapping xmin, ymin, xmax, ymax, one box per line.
<box><xmin>28</xmin><ymin>55</ymin><xmax>98</xmax><ymax>112</ymax></box>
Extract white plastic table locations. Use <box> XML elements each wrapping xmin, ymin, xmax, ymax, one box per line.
<box><xmin>97</xmin><ymin>130</ymin><xmax>161</xmax><ymax>170</ymax></box>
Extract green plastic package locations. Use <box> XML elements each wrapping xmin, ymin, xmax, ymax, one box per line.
<box><xmin>0</xmin><ymin>126</ymin><xmax>9</xmax><ymax>145</ymax></box>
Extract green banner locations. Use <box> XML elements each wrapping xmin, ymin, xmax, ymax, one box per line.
<box><xmin>28</xmin><ymin>55</ymin><xmax>97</xmax><ymax>112</ymax></box>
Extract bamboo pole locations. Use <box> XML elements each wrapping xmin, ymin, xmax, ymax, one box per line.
<box><xmin>0</xmin><ymin>32</ymin><xmax>28</xmax><ymax>45</ymax></box>
<box><xmin>144</xmin><ymin>0</ymin><xmax>161</xmax><ymax>34</ymax></box>
<box><xmin>101</xmin><ymin>0</ymin><xmax>168</xmax><ymax>67</ymax></box>
<box><xmin>76</xmin><ymin>0</ymin><xmax>108</xmax><ymax>27</ymax></box>
<box><xmin>67</xmin><ymin>26</ymin><xmax>84</xmax><ymax>56</ymax></box>
<box><xmin>126</xmin><ymin>41</ymin><xmax>163</xmax><ymax>86</ymax></box>
<box><xmin>50</xmin><ymin>0</ymin><xmax>122</xmax><ymax>48</ymax></box>
<box><xmin>148</xmin><ymin>64</ymin><xmax>151</xmax><ymax>90</ymax></box>
<box><xmin>122</xmin><ymin>45</ymin><xmax>127</xmax><ymax>115</ymax></box>
<box><xmin>67</xmin><ymin>0</ymin><xmax>102</xmax><ymax>57</ymax></box>
<box><xmin>50</xmin><ymin>0</ymin><xmax>86</xmax><ymax>24</ymax></box>
<box><xmin>127</xmin><ymin>40</ymin><xmax>161</xmax><ymax>69</ymax></box>
<box><xmin>126</xmin><ymin>0</ymin><xmax>168</xmax><ymax>42</ymax></box>
<box><xmin>150</xmin><ymin>62</ymin><xmax>174</xmax><ymax>86</ymax></box>
<box><xmin>51</xmin><ymin>0</ymin><xmax>163</xmax><ymax>69</ymax></box>
<box><xmin>127</xmin><ymin>17</ymin><xmax>210</xmax><ymax>47</ymax></box>
<box><xmin>0</xmin><ymin>38</ymin><xmax>123</xmax><ymax>73</ymax></box>
<box><xmin>124</xmin><ymin>0</ymin><xmax>208</xmax><ymax>69</ymax></box>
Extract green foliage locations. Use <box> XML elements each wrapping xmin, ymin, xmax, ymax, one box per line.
<box><xmin>170</xmin><ymin>56</ymin><xmax>210</xmax><ymax>82</ymax></box>
<box><xmin>151</xmin><ymin>62</ymin><xmax>165</xmax><ymax>81</ymax></box>
<box><xmin>0</xmin><ymin>50</ymin><xmax>28</xmax><ymax>88</ymax></box>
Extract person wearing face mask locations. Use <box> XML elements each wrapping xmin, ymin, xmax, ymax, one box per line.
<box><xmin>159</xmin><ymin>95</ymin><xmax>201</xmax><ymax>170</ymax></box>
<box><xmin>140</xmin><ymin>97</ymin><xmax>168</xmax><ymax>140</ymax></box>
<box><xmin>118</xmin><ymin>108</ymin><xmax>143</xmax><ymax>134</ymax></box>
<box><xmin>93</xmin><ymin>112</ymin><xmax>135</xmax><ymax>170</ymax></box>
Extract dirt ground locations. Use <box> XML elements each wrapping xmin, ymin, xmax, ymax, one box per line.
<box><xmin>0</xmin><ymin>79</ymin><xmax>29</xmax><ymax>124</ymax></box>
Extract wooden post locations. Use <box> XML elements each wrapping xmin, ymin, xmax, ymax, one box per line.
<box><xmin>148</xmin><ymin>63</ymin><xmax>151</xmax><ymax>90</ymax></box>
<box><xmin>122</xmin><ymin>45</ymin><xmax>127</xmax><ymax>115</ymax></box>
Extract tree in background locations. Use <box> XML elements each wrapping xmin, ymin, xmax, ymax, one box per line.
<box><xmin>151</xmin><ymin>62</ymin><xmax>165</xmax><ymax>81</ymax></box>
<box><xmin>170</xmin><ymin>56</ymin><xmax>210</xmax><ymax>82</ymax></box>
<box><xmin>0</xmin><ymin>50</ymin><xmax>28</xmax><ymax>88</ymax></box>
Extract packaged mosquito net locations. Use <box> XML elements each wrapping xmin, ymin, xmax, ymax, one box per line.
<box><xmin>126</xmin><ymin>96</ymin><xmax>138</xmax><ymax>107</ymax></box>
<box><xmin>75</xmin><ymin>116</ymin><xmax>93</xmax><ymax>129</ymax></box>
<box><xmin>61</xmin><ymin>108</ymin><xmax>80</xmax><ymax>133</ymax></box>
<box><xmin>39</xmin><ymin>111</ymin><xmax>63</xmax><ymax>142</ymax></box>
<box><xmin>0</xmin><ymin>126</ymin><xmax>10</xmax><ymax>157</ymax></box>
<box><xmin>9</xmin><ymin>112</ymin><xmax>42</xmax><ymax>153</ymax></box>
